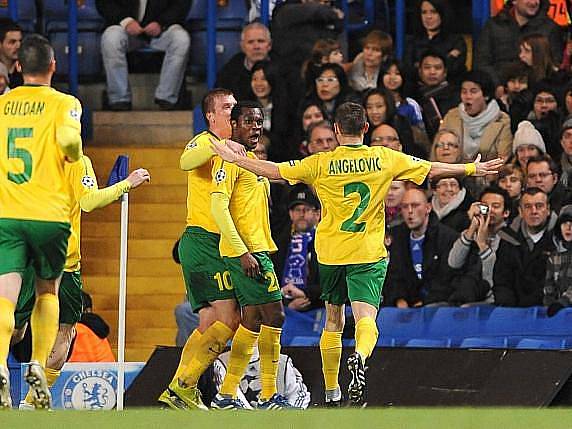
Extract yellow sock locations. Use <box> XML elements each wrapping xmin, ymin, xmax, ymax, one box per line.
<box><xmin>179</xmin><ymin>321</ymin><xmax>233</xmax><ymax>388</ymax></box>
<box><xmin>258</xmin><ymin>325</ymin><xmax>282</xmax><ymax>401</ymax></box>
<box><xmin>0</xmin><ymin>297</ymin><xmax>15</xmax><ymax>367</ymax></box>
<box><xmin>46</xmin><ymin>368</ymin><xmax>60</xmax><ymax>387</ymax></box>
<box><xmin>30</xmin><ymin>293</ymin><xmax>59</xmax><ymax>367</ymax></box>
<box><xmin>219</xmin><ymin>324</ymin><xmax>259</xmax><ymax>398</ymax></box>
<box><xmin>320</xmin><ymin>330</ymin><xmax>342</xmax><ymax>391</ymax></box>
<box><xmin>173</xmin><ymin>329</ymin><xmax>202</xmax><ymax>381</ymax></box>
<box><xmin>355</xmin><ymin>317</ymin><xmax>378</xmax><ymax>360</ymax></box>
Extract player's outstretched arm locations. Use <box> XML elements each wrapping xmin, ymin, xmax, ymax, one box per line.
<box><xmin>210</xmin><ymin>138</ymin><xmax>282</xmax><ymax>180</ymax></box>
<box><xmin>428</xmin><ymin>154</ymin><xmax>504</xmax><ymax>180</ymax></box>
<box><xmin>79</xmin><ymin>168</ymin><xmax>150</xmax><ymax>212</ymax></box>
<box><xmin>180</xmin><ymin>138</ymin><xmax>247</xmax><ymax>171</ymax></box>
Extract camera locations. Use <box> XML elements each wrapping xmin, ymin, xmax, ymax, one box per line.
<box><xmin>479</xmin><ymin>204</ymin><xmax>489</xmax><ymax>216</ymax></box>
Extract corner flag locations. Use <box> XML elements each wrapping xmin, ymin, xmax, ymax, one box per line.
<box><xmin>107</xmin><ymin>155</ymin><xmax>129</xmax><ymax>186</ymax></box>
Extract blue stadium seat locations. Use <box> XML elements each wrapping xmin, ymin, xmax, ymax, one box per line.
<box><xmin>376</xmin><ymin>335</ymin><xmax>396</xmax><ymax>347</ymax></box>
<box><xmin>534</xmin><ymin>307</ymin><xmax>572</xmax><ymax>337</ymax></box>
<box><xmin>41</xmin><ymin>0</ymin><xmax>105</xmax><ymax>78</ymax></box>
<box><xmin>425</xmin><ymin>306</ymin><xmax>483</xmax><ymax>341</ymax></box>
<box><xmin>0</xmin><ymin>1</ymin><xmax>36</xmax><ymax>33</ymax></box>
<box><xmin>482</xmin><ymin>306</ymin><xmax>539</xmax><ymax>337</ymax></box>
<box><xmin>405</xmin><ymin>338</ymin><xmax>452</xmax><ymax>348</ymax></box>
<box><xmin>186</xmin><ymin>0</ymin><xmax>248</xmax><ymax>76</ymax></box>
<box><xmin>515</xmin><ymin>338</ymin><xmax>566</xmax><ymax>350</ymax></box>
<box><xmin>288</xmin><ymin>336</ymin><xmax>320</xmax><ymax>346</ymax></box>
<box><xmin>282</xmin><ymin>307</ymin><xmax>325</xmax><ymax>345</ymax></box>
<box><xmin>377</xmin><ymin>308</ymin><xmax>427</xmax><ymax>341</ymax></box>
<box><xmin>458</xmin><ymin>336</ymin><xmax>508</xmax><ymax>349</ymax></box>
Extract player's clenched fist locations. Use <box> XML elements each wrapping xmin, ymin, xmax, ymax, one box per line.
<box><xmin>126</xmin><ymin>168</ymin><xmax>151</xmax><ymax>188</ymax></box>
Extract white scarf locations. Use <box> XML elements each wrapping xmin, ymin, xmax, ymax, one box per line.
<box><xmin>458</xmin><ymin>99</ymin><xmax>500</xmax><ymax>158</ymax></box>
<box><xmin>431</xmin><ymin>188</ymin><xmax>467</xmax><ymax>220</ymax></box>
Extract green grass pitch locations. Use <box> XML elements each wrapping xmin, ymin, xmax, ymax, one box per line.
<box><xmin>1</xmin><ymin>408</ymin><xmax>571</xmax><ymax>429</ymax></box>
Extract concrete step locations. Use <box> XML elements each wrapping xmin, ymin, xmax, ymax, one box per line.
<box><xmin>99</xmin><ymin>310</ymin><xmax>175</xmax><ymax>330</ymax></box>
<box><xmin>82</xmin><ymin>275</ymin><xmax>184</xmax><ymax>294</ymax></box>
<box><xmin>84</xmin><ymin>147</ymin><xmax>184</xmax><ymax>169</ymax></box>
<box><xmin>82</xmin><ymin>221</ymin><xmax>184</xmax><ymax>239</ymax></box>
<box><xmin>84</xmin><ymin>203</ymin><xmax>186</xmax><ymax>223</ymax></box>
<box><xmin>89</xmin><ymin>293</ymin><xmax>183</xmax><ymax>312</ymax></box>
<box><xmin>92</xmin><ymin>110</ymin><xmax>193</xmax><ymax>146</ymax></box>
<box><xmin>83</xmin><ymin>238</ymin><xmax>176</xmax><ymax>259</ymax></box>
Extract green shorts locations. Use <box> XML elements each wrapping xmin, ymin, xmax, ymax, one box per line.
<box><xmin>0</xmin><ymin>218</ymin><xmax>70</xmax><ymax>280</ymax></box>
<box><xmin>224</xmin><ymin>252</ymin><xmax>282</xmax><ymax>308</ymax></box>
<box><xmin>319</xmin><ymin>259</ymin><xmax>388</xmax><ymax>309</ymax></box>
<box><xmin>179</xmin><ymin>226</ymin><xmax>235</xmax><ymax>312</ymax></box>
<box><xmin>14</xmin><ymin>269</ymin><xmax>84</xmax><ymax>329</ymax></box>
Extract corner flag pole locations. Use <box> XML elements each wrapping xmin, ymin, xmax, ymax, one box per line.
<box><xmin>107</xmin><ymin>155</ymin><xmax>129</xmax><ymax>411</ymax></box>
<box><xmin>117</xmin><ymin>191</ymin><xmax>128</xmax><ymax>411</ymax></box>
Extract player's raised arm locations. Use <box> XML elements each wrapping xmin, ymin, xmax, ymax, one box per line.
<box><xmin>428</xmin><ymin>154</ymin><xmax>504</xmax><ymax>179</ymax></box>
<box><xmin>210</xmin><ymin>137</ymin><xmax>282</xmax><ymax>180</ymax></box>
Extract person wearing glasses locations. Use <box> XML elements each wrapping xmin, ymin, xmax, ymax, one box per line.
<box><xmin>430</xmin><ymin>129</ymin><xmax>463</xmax><ymax>163</ymax></box>
<box><xmin>369</xmin><ymin>124</ymin><xmax>402</xmax><ymax>152</ymax></box>
<box><xmin>525</xmin><ymin>154</ymin><xmax>572</xmax><ymax>214</ymax></box>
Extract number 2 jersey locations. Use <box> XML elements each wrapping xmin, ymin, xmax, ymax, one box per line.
<box><xmin>0</xmin><ymin>85</ymin><xmax>82</xmax><ymax>223</ymax></box>
<box><xmin>278</xmin><ymin>145</ymin><xmax>431</xmax><ymax>265</ymax></box>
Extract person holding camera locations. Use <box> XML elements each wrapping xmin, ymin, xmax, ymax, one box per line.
<box><xmin>448</xmin><ymin>186</ymin><xmax>512</xmax><ymax>304</ymax></box>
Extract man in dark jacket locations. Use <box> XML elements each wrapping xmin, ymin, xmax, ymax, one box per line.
<box><xmin>272</xmin><ymin>184</ymin><xmax>322</xmax><ymax>311</ymax></box>
<box><xmin>474</xmin><ymin>0</ymin><xmax>563</xmax><ymax>87</ymax></box>
<box><xmin>96</xmin><ymin>0</ymin><xmax>191</xmax><ymax>110</ymax></box>
<box><xmin>494</xmin><ymin>187</ymin><xmax>556</xmax><ymax>306</ymax></box>
<box><xmin>215</xmin><ymin>22</ymin><xmax>272</xmax><ymax>102</ymax></box>
<box><xmin>526</xmin><ymin>154</ymin><xmax>572</xmax><ymax>214</ymax></box>
<box><xmin>383</xmin><ymin>187</ymin><xmax>485</xmax><ymax>307</ymax></box>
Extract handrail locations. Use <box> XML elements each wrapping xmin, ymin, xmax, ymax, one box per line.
<box><xmin>206</xmin><ymin>0</ymin><xmax>217</xmax><ymax>89</ymax></box>
<box><xmin>8</xmin><ymin>0</ymin><xmax>17</xmax><ymax>21</ymax></box>
<box><xmin>68</xmin><ymin>0</ymin><xmax>79</xmax><ymax>95</ymax></box>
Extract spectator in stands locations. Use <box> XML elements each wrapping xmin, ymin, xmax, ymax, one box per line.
<box><xmin>96</xmin><ymin>0</ymin><xmax>191</xmax><ymax>111</ymax></box>
<box><xmin>248</xmin><ymin>61</ymin><xmax>293</xmax><ymax>161</ymax></box>
<box><xmin>564</xmin><ymin>82</ymin><xmax>572</xmax><ymax>117</ymax></box>
<box><xmin>527</xmin><ymin>82</ymin><xmax>564</xmax><ymax>160</ymax></box>
<box><xmin>475</xmin><ymin>0</ymin><xmax>563</xmax><ymax>88</ymax></box>
<box><xmin>384</xmin><ymin>181</ymin><xmax>406</xmax><ymax>247</ymax></box>
<box><xmin>430</xmin><ymin>177</ymin><xmax>474</xmax><ymax>232</ymax></box>
<box><xmin>216</xmin><ymin>23</ymin><xmax>272</xmax><ymax>102</ymax></box>
<box><xmin>498</xmin><ymin>62</ymin><xmax>531</xmax><ymax>130</ymax></box>
<box><xmin>560</xmin><ymin>118</ymin><xmax>572</xmax><ymax>188</ymax></box>
<box><xmin>519</xmin><ymin>33</ymin><xmax>569</xmax><ymax>88</ymax></box>
<box><xmin>511</xmin><ymin>120</ymin><xmax>547</xmax><ymax>171</ymax></box>
<box><xmin>544</xmin><ymin>204</ymin><xmax>572</xmax><ymax>316</ymax></box>
<box><xmin>0</xmin><ymin>63</ymin><xmax>9</xmax><ymax>94</ymax></box>
<box><xmin>306</xmin><ymin>120</ymin><xmax>338</xmax><ymax>155</ymax></box>
<box><xmin>68</xmin><ymin>292</ymin><xmax>115</xmax><ymax>362</ymax></box>
<box><xmin>363</xmin><ymin>87</ymin><xmax>424</xmax><ymax>157</ymax></box>
<box><xmin>0</xmin><ymin>19</ymin><xmax>22</xmax><ymax>88</ymax></box>
<box><xmin>383</xmin><ymin>187</ymin><xmax>484</xmax><ymax>307</ymax></box>
<box><xmin>526</xmin><ymin>154</ymin><xmax>572</xmax><ymax>214</ymax></box>
<box><xmin>348</xmin><ymin>30</ymin><xmax>392</xmax><ymax>93</ymax></box>
<box><xmin>296</xmin><ymin>101</ymin><xmax>327</xmax><ymax>157</ymax></box>
<box><xmin>212</xmin><ymin>345</ymin><xmax>310</xmax><ymax>409</ymax></box>
<box><xmin>403</xmin><ymin>0</ymin><xmax>467</xmax><ymax>83</ymax></box>
<box><xmin>248</xmin><ymin>0</ymin><xmax>279</xmax><ymax>22</ymax></box>
<box><xmin>498</xmin><ymin>164</ymin><xmax>525</xmax><ymax>221</ymax></box>
<box><xmin>380</xmin><ymin>59</ymin><xmax>429</xmax><ymax>152</ymax></box>
<box><xmin>441</xmin><ymin>70</ymin><xmax>512</xmax><ymax>162</ymax></box>
<box><xmin>413</xmin><ymin>51</ymin><xmax>459</xmax><ymax>140</ymax></box>
<box><xmin>369</xmin><ymin>124</ymin><xmax>402</xmax><ymax>152</ymax></box>
<box><xmin>302</xmin><ymin>38</ymin><xmax>346</xmax><ymax>96</ymax></box>
<box><xmin>305</xmin><ymin>63</ymin><xmax>357</xmax><ymax>122</ymax></box>
<box><xmin>429</xmin><ymin>129</ymin><xmax>462</xmax><ymax>163</ymax></box>
<box><xmin>449</xmin><ymin>186</ymin><xmax>512</xmax><ymax>303</ymax></box>
<box><xmin>271</xmin><ymin>0</ymin><xmax>344</xmax><ymax>83</ymax></box>
<box><xmin>493</xmin><ymin>187</ymin><xmax>556</xmax><ymax>307</ymax></box>
<box><xmin>272</xmin><ymin>184</ymin><xmax>322</xmax><ymax>312</ymax></box>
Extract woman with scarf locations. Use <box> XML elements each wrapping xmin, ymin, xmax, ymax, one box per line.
<box><xmin>430</xmin><ymin>177</ymin><xmax>474</xmax><ymax>233</ymax></box>
<box><xmin>440</xmin><ymin>70</ymin><xmax>512</xmax><ymax>163</ymax></box>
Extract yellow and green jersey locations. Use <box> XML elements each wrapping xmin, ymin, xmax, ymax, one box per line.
<box><xmin>0</xmin><ymin>85</ymin><xmax>82</xmax><ymax>222</ymax></box>
<box><xmin>182</xmin><ymin>131</ymin><xmax>223</xmax><ymax>233</ymax></box>
<box><xmin>64</xmin><ymin>155</ymin><xmax>97</xmax><ymax>272</ymax></box>
<box><xmin>212</xmin><ymin>152</ymin><xmax>277</xmax><ymax>257</ymax></box>
<box><xmin>278</xmin><ymin>145</ymin><xmax>431</xmax><ymax>265</ymax></box>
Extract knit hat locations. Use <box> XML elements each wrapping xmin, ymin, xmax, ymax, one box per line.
<box><xmin>512</xmin><ymin>121</ymin><xmax>546</xmax><ymax>154</ymax></box>
<box><xmin>555</xmin><ymin>204</ymin><xmax>572</xmax><ymax>242</ymax></box>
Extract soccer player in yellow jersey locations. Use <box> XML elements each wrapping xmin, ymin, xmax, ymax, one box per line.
<box><xmin>211</xmin><ymin>102</ymin><xmax>505</xmax><ymax>406</ymax></box>
<box><xmin>13</xmin><ymin>156</ymin><xmax>149</xmax><ymax>408</ymax></box>
<box><xmin>209</xmin><ymin>101</ymin><xmax>290</xmax><ymax>410</ymax></box>
<box><xmin>0</xmin><ymin>34</ymin><xmax>83</xmax><ymax>409</ymax></box>
<box><xmin>158</xmin><ymin>89</ymin><xmax>247</xmax><ymax>410</ymax></box>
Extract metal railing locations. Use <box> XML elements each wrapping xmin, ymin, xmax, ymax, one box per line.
<box><xmin>7</xmin><ymin>0</ymin><xmax>493</xmax><ymax>95</ymax></box>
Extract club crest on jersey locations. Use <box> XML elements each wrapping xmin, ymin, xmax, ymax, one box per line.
<box><xmin>214</xmin><ymin>168</ymin><xmax>227</xmax><ymax>184</ymax></box>
<box><xmin>185</xmin><ymin>141</ymin><xmax>198</xmax><ymax>150</ymax></box>
<box><xmin>69</xmin><ymin>109</ymin><xmax>80</xmax><ymax>121</ymax></box>
<box><xmin>81</xmin><ymin>175</ymin><xmax>96</xmax><ymax>189</ymax></box>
